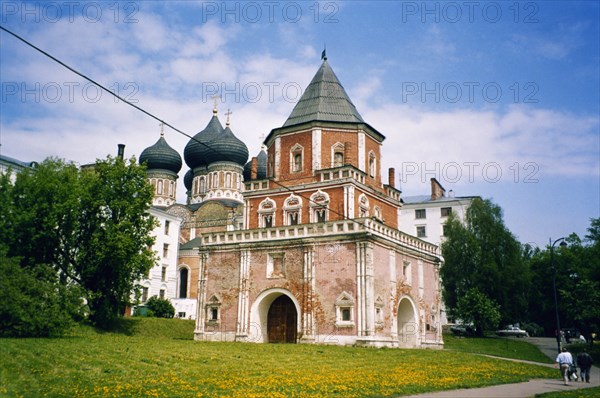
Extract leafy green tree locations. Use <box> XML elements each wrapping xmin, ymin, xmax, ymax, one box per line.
<box><xmin>0</xmin><ymin>246</ymin><xmax>84</xmax><ymax>337</ymax></box>
<box><xmin>455</xmin><ymin>288</ymin><xmax>501</xmax><ymax>336</ymax></box>
<box><xmin>441</xmin><ymin>198</ymin><xmax>529</xmax><ymax>327</ymax></box>
<box><xmin>145</xmin><ymin>296</ymin><xmax>175</xmax><ymax>318</ymax></box>
<box><xmin>1</xmin><ymin>156</ymin><xmax>157</xmax><ymax>329</ymax></box>
<box><xmin>525</xmin><ymin>218</ymin><xmax>600</xmax><ymax>339</ymax></box>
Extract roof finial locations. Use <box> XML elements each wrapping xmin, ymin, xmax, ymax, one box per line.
<box><xmin>159</xmin><ymin>122</ymin><xmax>165</xmax><ymax>137</ymax></box>
<box><xmin>259</xmin><ymin>132</ymin><xmax>267</xmax><ymax>150</ymax></box>
<box><xmin>211</xmin><ymin>94</ymin><xmax>220</xmax><ymax>115</ymax></box>
<box><xmin>225</xmin><ymin>108</ymin><xmax>232</xmax><ymax>127</ymax></box>
<box><xmin>321</xmin><ymin>44</ymin><xmax>327</xmax><ymax>61</ymax></box>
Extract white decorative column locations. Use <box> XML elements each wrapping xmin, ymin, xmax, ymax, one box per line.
<box><xmin>274</xmin><ymin>137</ymin><xmax>281</xmax><ymax>179</ymax></box>
<box><xmin>358</xmin><ymin>132</ymin><xmax>365</xmax><ymax>172</ymax></box>
<box><xmin>389</xmin><ymin>250</ymin><xmax>398</xmax><ymax>341</ymax></box>
<box><xmin>312</xmin><ymin>129</ymin><xmax>322</xmax><ymax>171</ymax></box>
<box><xmin>301</xmin><ymin>246</ymin><xmax>316</xmax><ymax>342</ymax></box>
<box><xmin>194</xmin><ymin>251</ymin><xmax>209</xmax><ymax>340</ymax></box>
<box><xmin>356</xmin><ymin>241</ymin><xmax>374</xmax><ymax>337</ymax></box>
<box><xmin>236</xmin><ymin>250</ymin><xmax>251</xmax><ymax>340</ymax></box>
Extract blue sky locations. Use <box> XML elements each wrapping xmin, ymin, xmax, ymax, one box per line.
<box><xmin>1</xmin><ymin>1</ymin><xmax>598</xmax><ymax>247</ymax></box>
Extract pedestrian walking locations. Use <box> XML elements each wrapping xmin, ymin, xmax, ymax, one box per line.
<box><xmin>576</xmin><ymin>348</ymin><xmax>593</xmax><ymax>383</ymax></box>
<box><xmin>556</xmin><ymin>347</ymin><xmax>574</xmax><ymax>386</ymax></box>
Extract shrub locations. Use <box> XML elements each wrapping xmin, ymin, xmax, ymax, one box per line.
<box><xmin>0</xmin><ymin>250</ymin><xmax>85</xmax><ymax>337</ymax></box>
<box><xmin>145</xmin><ymin>296</ymin><xmax>175</xmax><ymax>318</ymax></box>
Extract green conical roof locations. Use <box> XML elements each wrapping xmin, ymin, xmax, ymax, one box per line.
<box><xmin>282</xmin><ymin>59</ymin><xmax>364</xmax><ymax>127</ymax></box>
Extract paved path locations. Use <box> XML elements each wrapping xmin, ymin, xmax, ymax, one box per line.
<box><xmin>400</xmin><ymin>337</ymin><xmax>599</xmax><ymax>397</ymax></box>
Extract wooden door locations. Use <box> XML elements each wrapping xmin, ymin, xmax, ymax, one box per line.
<box><xmin>267</xmin><ymin>295</ymin><xmax>297</xmax><ymax>343</ymax></box>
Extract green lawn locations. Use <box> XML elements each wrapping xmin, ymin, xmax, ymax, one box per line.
<box><xmin>0</xmin><ymin>319</ymin><xmax>557</xmax><ymax>397</ymax></box>
<box><xmin>444</xmin><ymin>333</ymin><xmax>554</xmax><ymax>363</ymax></box>
<box><xmin>535</xmin><ymin>387</ymin><xmax>600</xmax><ymax>398</ymax></box>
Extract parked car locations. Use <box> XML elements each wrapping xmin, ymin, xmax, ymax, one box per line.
<box><xmin>496</xmin><ymin>325</ymin><xmax>529</xmax><ymax>338</ymax></box>
<box><xmin>450</xmin><ymin>324</ymin><xmax>476</xmax><ymax>337</ymax></box>
<box><xmin>562</xmin><ymin>328</ymin><xmax>580</xmax><ymax>343</ymax></box>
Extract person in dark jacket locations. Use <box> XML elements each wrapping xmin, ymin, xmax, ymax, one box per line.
<box><xmin>577</xmin><ymin>349</ymin><xmax>593</xmax><ymax>383</ymax></box>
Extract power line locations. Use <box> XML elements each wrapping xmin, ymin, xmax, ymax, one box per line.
<box><xmin>0</xmin><ymin>25</ymin><xmax>393</xmax><ymax>229</ymax></box>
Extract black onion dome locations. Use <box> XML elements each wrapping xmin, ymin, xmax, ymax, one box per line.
<box><xmin>205</xmin><ymin>126</ymin><xmax>249</xmax><ymax>166</ymax></box>
<box><xmin>184</xmin><ymin>115</ymin><xmax>224</xmax><ymax>169</ymax></box>
<box><xmin>243</xmin><ymin>161</ymin><xmax>252</xmax><ymax>181</ymax></box>
<box><xmin>139</xmin><ymin>136</ymin><xmax>182</xmax><ymax>174</ymax></box>
<box><xmin>257</xmin><ymin>148</ymin><xmax>267</xmax><ymax>179</ymax></box>
<box><xmin>183</xmin><ymin>169</ymin><xmax>193</xmax><ymax>191</ymax></box>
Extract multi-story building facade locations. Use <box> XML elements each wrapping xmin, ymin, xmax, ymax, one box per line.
<box><xmin>399</xmin><ymin>178</ymin><xmax>478</xmax><ymax>324</ymax></box>
<box><xmin>399</xmin><ymin>178</ymin><xmax>478</xmax><ymax>248</ymax></box>
<box><xmin>138</xmin><ymin>57</ymin><xmax>444</xmax><ymax>348</ymax></box>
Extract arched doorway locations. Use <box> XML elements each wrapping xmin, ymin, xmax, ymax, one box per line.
<box><xmin>267</xmin><ymin>295</ymin><xmax>297</xmax><ymax>343</ymax></box>
<box><xmin>397</xmin><ymin>297</ymin><xmax>419</xmax><ymax>348</ymax></box>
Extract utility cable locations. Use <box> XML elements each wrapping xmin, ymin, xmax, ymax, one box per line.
<box><xmin>0</xmin><ymin>25</ymin><xmax>411</xmax><ymax>234</ymax></box>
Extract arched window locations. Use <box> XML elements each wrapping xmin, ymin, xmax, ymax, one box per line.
<box><xmin>258</xmin><ymin>198</ymin><xmax>276</xmax><ymax>228</ymax></box>
<box><xmin>368</xmin><ymin>152</ymin><xmax>376</xmax><ymax>178</ymax></box>
<box><xmin>199</xmin><ymin>177</ymin><xmax>206</xmax><ymax>194</ymax></box>
<box><xmin>374</xmin><ymin>206</ymin><xmax>382</xmax><ymax>221</ymax></box>
<box><xmin>157</xmin><ymin>180</ymin><xmax>163</xmax><ymax>195</ymax></box>
<box><xmin>283</xmin><ymin>194</ymin><xmax>302</xmax><ymax>226</ymax></box>
<box><xmin>178</xmin><ymin>267</ymin><xmax>188</xmax><ymax>298</ymax></box>
<box><xmin>331</xmin><ymin>142</ymin><xmax>345</xmax><ymax>167</ymax></box>
<box><xmin>310</xmin><ymin>190</ymin><xmax>330</xmax><ymax>223</ymax></box>
<box><xmin>358</xmin><ymin>193</ymin><xmax>370</xmax><ymax>218</ymax></box>
<box><xmin>225</xmin><ymin>173</ymin><xmax>232</xmax><ymax>188</ymax></box>
<box><xmin>290</xmin><ymin>144</ymin><xmax>303</xmax><ymax>173</ymax></box>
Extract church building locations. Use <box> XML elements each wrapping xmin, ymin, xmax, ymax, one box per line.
<box><xmin>138</xmin><ymin>56</ymin><xmax>444</xmax><ymax>348</ymax></box>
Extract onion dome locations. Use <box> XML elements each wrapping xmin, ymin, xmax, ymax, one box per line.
<box><xmin>205</xmin><ymin>125</ymin><xmax>249</xmax><ymax>166</ymax></box>
<box><xmin>139</xmin><ymin>135</ymin><xmax>182</xmax><ymax>175</ymax></box>
<box><xmin>256</xmin><ymin>147</ymin><xmax>267</xmax><ymax>179</ymax></box>
<box><xmin>184</xmin><ymin>113</ymin><xmax>224</xmax><ymax>169</ymax></box>
<box><xmin>183</xmin><ymin>169</ymin><xmax>193</xmax><ymax>191</ymax></box>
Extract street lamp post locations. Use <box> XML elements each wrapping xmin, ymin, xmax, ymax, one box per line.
<box><xmin>550</xmin><ymin>237</ymin><xmax>568</xmax><ymax>354</ymax></box>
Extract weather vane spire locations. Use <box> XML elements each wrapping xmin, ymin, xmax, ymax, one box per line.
<box><xmin>211</xmin><ymin>94</ymin><xmax>220</xmax><ymax>115</ymax></box>
<box><xmin>225</xmin><ymin>109</ymin><xmax>232</xmax><ymax>127</ymax></box>
<box><xmin>321</xmin><ymin>44</ymin><xmax>327</xmax><ymax>61</ymax></box>
<box><xmin>159</xmin><ymin>122</ymin><xmax>164</xmax><ymax>137</ymax></box>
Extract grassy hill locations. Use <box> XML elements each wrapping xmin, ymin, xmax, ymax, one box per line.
<box><xmin>0</xmin><ymin>318</ymin><xmax>557</xmax><ymax>397</ymax></box>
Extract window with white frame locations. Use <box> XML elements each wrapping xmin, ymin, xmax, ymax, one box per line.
<box><xmin>258</xmin><ymin>198</ymin><xmax>276</xmax><ymax>228</ymax></box>
<box><xmin>267</xmin><ymin>252</ymin><xmax>285</xmax><ymax>278</ymax></box>
<box><xmin>415</xmin><ymin>209</ymin><xmax>426</xmax><ymax>219</ymax></box>
<box><xmin>373</xmin><ymin>206</ymin><xmax>382</xmax><ymax>221</ymax></box>
<box><xmin>290</xmin><ymin>144</ymin><xmax>303</xmax><ymax>172</ymax></box>
<box><xmin>441</xmin><ymin>207</ymin><xmax>452</xmax><ymax>217</ymax></box>
<box><xmin>331</xmin><ymin>142</ymin><xmax>345</xmax><ymax>167</ymax></box>
<box><xmin>368</xmin><ymin>151</ymin><xmax>376</xmax><ymax>178</ymax></box>
<box><xmin>335</xmin><ymin>292</ymin><xmax>355</xmax><ymax>327</ymax></box>
<box><xmin>416</xmin><ymin>225</ymin><xmax>426</xmax><ymax>238</ymax></box>
<box><xmin>206</xmin><ymin>294</ymin><xmax>221</xmax><ymax>323</ymax></box>
<box><xmin>310</xmin><ymin>190</ymin><xmax>329</xmax><ymax>223</ymax></box>
<box><xmin>199</xmin><ymin>177</ymin><xmax>206</xmax><ymax>194</ymax></box>
<box><xmin>358</xmin><ymin>193</ymin><xmax>369</xmax><ymax>218</ymax></box>
<box><xmin>141</xmin><ymin>286</ymin><xmax>149</xmax><ymax>302</ymax></box>
<box><xmin>283</xmin><ymin>194</ymin><xmax>302</xmax><ymax>226</ymax></box>
<box><xmin>178</xmin><ymin>267</ymin><xmax>188</xmax><ymax>298</ymax></box>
